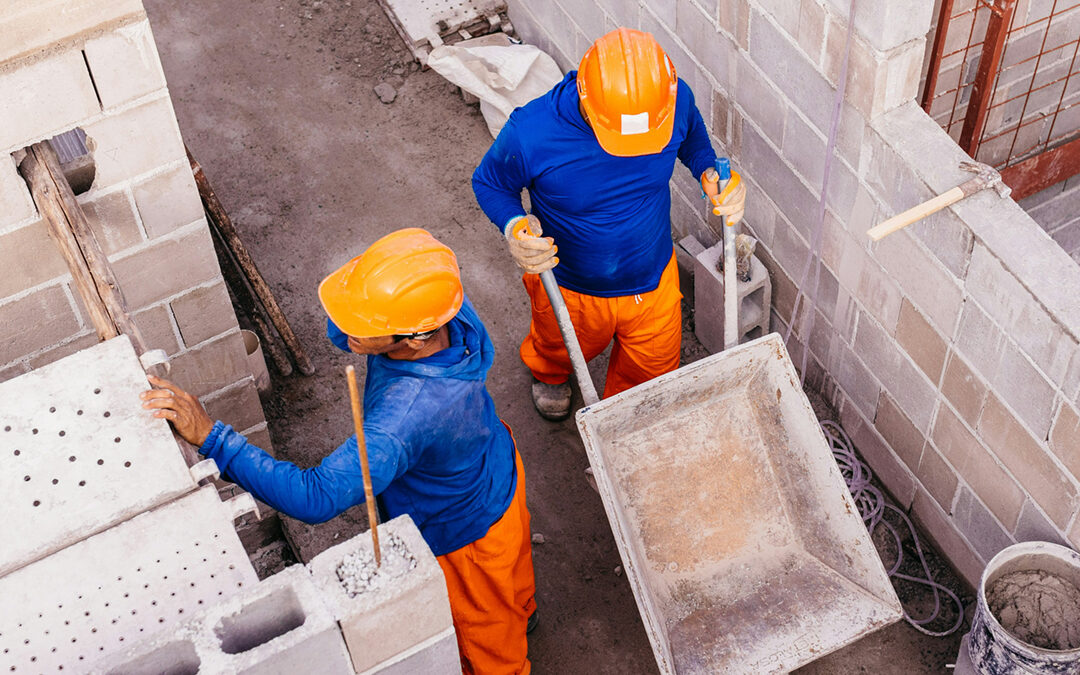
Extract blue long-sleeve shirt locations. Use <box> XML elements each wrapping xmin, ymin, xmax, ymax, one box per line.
<box><xmin>472</xmin><ymin>71</ymin><xmax>717</xmax><ymax>297</ymax></box>
<box><xmin>198</xmin><ymin>297</ymin><xmax>517</xmax><ymax>557</ymax></box>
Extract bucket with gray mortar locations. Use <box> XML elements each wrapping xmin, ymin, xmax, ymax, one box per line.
<box><xmin>969</xmin><ymin>541</ymin><xmax>1080</xmax><ymax>674</ymax></box>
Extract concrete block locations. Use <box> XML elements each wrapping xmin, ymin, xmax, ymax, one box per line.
<box><xmin>82</xmin><ymin>97</ymin><xmax>186</xmax><ymax>188</ymax></box>
<box><xmin>0</xmin><ymin>0</ymin><xmax>144</xmax><ymax>64</ymax></box>
<box><xmin>839</xmin><ymin>395</ymin><xmax>916</xmax><ymax>507</ymax></box>
<box><xmin>169</xmin><ymin>329</ymin><xmax>250</xmax><ymax>399</ymax></box>
<box><xmin>853</xmin><ymin>312</ymin><xmax>937</xmax><ymax>433</ymax></box>
<box><xmin>907</xmin><ymin>209</ymin><xmax>973</xmax><ymax>280</ymax></box>
<box><xmin>362</xmin><ymin>627</ymin><xmax>458</xmax><ymax>675</ymax></box>
<box><xmin>203</xmin><ymin>377</ymin><xmax>266</xmax><ymax>436</ymax></box>
<box><xmin>819</xmin><ymin>0</ymin><xmax>934</xmax><ymax>52</ymax></box>
<box><xmin>79</xmin><ymin>189</ymin><xmax>144</xmax><ymax>255</ymax></box>
<box><xmin>796</xmin><ymin>0</ymin><xmax>826</xmax><ymax>64</ymax></box>
<box><xmin>0</xmin><ymin>49</ymin><xmax>101</xmax><ymax>154</ymax></box>
<box><xmin>0</xmin><ymin>336</ymin><xmax>196</xmax><ymax>575</ymax></box>
<box><xmin>110</xmin><ymin>224</ymin><xmax>221</xmax><ymax>308</ymax></box>
<box><xmin>909</xmin><ymin>487</ymin><xmax>984</xmax><ymax>592</ymax></box>
<box><xmin>0</xmin><ymin>285</ymin><xmax>81</xmax><ymax>364</ymax></box>
<box><xmin>895</xmin><ymin>299</ymin><xmax>947</xmax><ymax>383</ymax></box>
<box><xmin>132</xmin><ymin>303</ymin><xmax>180</xmax><ymax>355</ymax></box>
<box><xmin>170</xmin><ymin>282</ymin><xmax>239</xmax><ymax>348</ymax></box>
<box><xmin>0</xmin><ymin>220</ymin><xmax>69</xmax><ymax>298</ymax></box>
<box><xmin>0</xmin><ymin>154</ymin><xmax>36</xmax><ymax>229</ymax></box>
<box><xmin>1013</xmin><ymin>499</ymin><xmax>1070</xmax><ymax>547</ymax></box>
<box><xmin>783</xmin><ymin>108</ymin><xmax>826</xmax><ymax>191</ymax></box>
<box><xmin>133</xmin><ymin>164</ymin><xmax>206</xmax><ymax>239</ymax></box>
<box><xmin>931</xmin><ymin>403</ymin><xmax>1025</xmax><ymax>529</ymax></box>
<box><xmin>978</xmin><ymin>393</ymin><xmax>1079</xmax><ymax>528</ymax></box>
<box><xmin>992</xmin><ymin>339</ymin><xmax>1056</xmax><ymax>439</ymax></box>
<box><xmin>0</xmin><ymin>361</ymin><xmax>31</xmax><ymax>385</ymax></box>
<box><xmin>915</xmin><ymin>442</ymin><xmax>958</xmax><ymax>511</ymax></box>
<box><xmin>675</xmin><ymin>0</ymin><xmax>735</xmax><ymax>90</ymax></box>
<box><xmin>1049</xmin><ymin>402</ymin><xmax>1080</xmax><ymax>481</ymax></box>
<box><xmin>718</xmin><ymin>0</ymin><xmax>749</xmax><ymax>47</ymax></box>
<box><xmin>952</xmin><ymin>486</ymin><xmax>1015</xmax><ymax>562</ymax></box>
<box><xmin>869</xmin><ymin>231</ymin><xmax>964</xmax><ymax>334</ymax></box>
<box><xmin>26</xmin><ymin>330</ymin><xmax>101</xmax><ymax>370</ymax></box>
<box><xmin>941</xmin><ymin>351</ymin><xmax>989</xmax><ymax>427</ymax></box>
<box><xmin>874</xmin><ymin>392</ymin><xmax>924</xmax><ymax>470</ymax></box>
<box><xmin>955</xmin><ymin>299</ymin><xmax>1006</xmax><ymax>383</ymax></box>
<box><xmin>308</xmin><ymin>515</ymin><xmax>457</xmax><ymax>675</ymax></box>
<box><xmin>748</xmin><ymin>7</ymin><xmax>836</xmax><ymax>134</ymax></box>
<box><xmin>966</xmin><ymin>244</ymin><xmax>1075</xmax><ymax>385</ymax></box>
<box><xmin>740</xmin><ymin>121</ymin><xmax>820</xmax><ymax>240</ymax></box>
<box><xmin>756</xmin><ymin>244</ymin><xmax>799</xmax><ymax>326</ymax></box>
<box><xmin>694</xmin><ymin>244</ymin><xmax>772</xmax><ymax>351</ymax></box>
<box><xmin>0</xmin><ymin>485</ymin><xmax>256</xmax><ymax>673</ymax></box>
<box><xmin>243</xmin><ymin>423</ymin><xmax>275</xmax><ymax>456</ymax></box>
<box><xmin>838</xmin><ymin>241</ymin><xmax>904</xmax><ymax>333</ymax></box>
<box><xmin>82</xmin><ymin>20</ymin><xmax>168</xmax><ymax>110</ymax></box>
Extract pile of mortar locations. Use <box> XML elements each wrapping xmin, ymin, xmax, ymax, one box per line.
<box><xmin>335</xmin><ymin>532</ymin><xmax>417</xmax><ymax>598</ymax></box>
<box><xmin>987</xmin><ymin>569</ymin><xmax>1080</xmax><ymax>650</ymax></box>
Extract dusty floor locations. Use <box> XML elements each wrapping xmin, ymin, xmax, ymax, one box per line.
<box><xmin>146</xmin><ymin>0</ymin><xmax>969</xmax><ymax>671</ymax></box>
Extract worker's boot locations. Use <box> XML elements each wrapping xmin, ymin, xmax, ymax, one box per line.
<box><xmin>531</xmin><ymin>377</ymin><xmax>571</xmax><ymax>421</ymax></box>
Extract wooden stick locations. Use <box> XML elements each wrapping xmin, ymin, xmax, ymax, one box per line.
<box><xmin>19</xmin><ymin>145</ymin><xmax>118</xmax><ymax>342</ymax></box>
<box><xmin>346</xmin><ymin>365</ymin><xmax>381</xmax><ymax>566</ymax></box>
<box><xmin>208</xmin><ymin>220</ymin><xmax>294</xmax><ymax>377</ymax></box>
<box><xmin>866</xmin><ymin>186</ymin><xmax>965</xmax><ymax>241</ymax></box>
<box><xmin>188</xmin><ymin>148</ymin><xmax>316</xmax><ymax>376</ymax></box>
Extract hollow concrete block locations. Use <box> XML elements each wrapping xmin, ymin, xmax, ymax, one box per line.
<box><xmin>693</xmin><ymin>242</ymin><xmax>771</xmax><ymax>354</ymax></box>
<box><xmin>308</xmin><ymin>515</ymin><xmax>459</xmax><ymax>674</ymax></box>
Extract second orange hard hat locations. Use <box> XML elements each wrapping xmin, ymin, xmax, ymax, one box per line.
<box><xmin>577</xmin><ymin>27</ymin><xmax>678</xmax><ymax>157</ymax></box>
<box><xmin>318</xmin><ymin>228</ymin><xmax>464</xmax><ymax>338</ymax></box>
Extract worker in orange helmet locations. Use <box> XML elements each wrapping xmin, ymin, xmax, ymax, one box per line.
<box><xmin>141</xmin><ymin>228</ymin><xmax>537</xmax><ymax>675</ymax></box>
<box><xmin>473</xmin><ymin>27</ymin><xmax>747</xmax><ymax>420</ymax></box>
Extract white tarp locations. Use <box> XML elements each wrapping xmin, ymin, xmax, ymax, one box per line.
<box><xmin>427</xmin><ymin>33</ymin><xmax>563</xmax><ymax>138</ymax></box>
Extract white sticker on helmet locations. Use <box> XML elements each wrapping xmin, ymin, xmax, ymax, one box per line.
<box><xmin>621</xmin><ymin>112</ymin><xmax>650</xmax><ymax>135</ymax></box>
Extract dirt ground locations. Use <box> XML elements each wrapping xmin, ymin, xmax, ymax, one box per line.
<box><xmin>145</xmin><ymin>0</ymin><xmax>969</xmax><ymax>671</ymax></box>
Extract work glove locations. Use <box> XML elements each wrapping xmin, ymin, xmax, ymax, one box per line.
<box><xmin>505</xmin><ymin>215</ymin><xmax>558</xmax><ymax>274</ymax></box>
<box><xmin>701</xmin><ymin>168</ymin><xmax>747</xmax><ymax>227</ymax></box>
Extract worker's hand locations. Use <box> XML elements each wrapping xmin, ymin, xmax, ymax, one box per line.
<box><xmin>505</xmin><ymin>215</ymin><xmax>558</xmax><ymax>274</ymax></box>
<box><xmin>701</xmin><ymin>169</ymin><xmax>747</xmax><ymax>226</ymax></box>
<box><xmin>141</xmin><ymin>375</ymin><xmax>216</xmax><ymax>447</ymax></box>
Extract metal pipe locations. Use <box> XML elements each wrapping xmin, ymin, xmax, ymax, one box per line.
<box><xmin>538</xmin><ymin>269</ymin><xmax>600</xmax><ymax>407</ymax></box>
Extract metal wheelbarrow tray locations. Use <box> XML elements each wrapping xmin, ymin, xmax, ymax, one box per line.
<box><xmin>576</xmin><ymin>333</ymin><xmax>901</xmax><ymax>673</ymax></box>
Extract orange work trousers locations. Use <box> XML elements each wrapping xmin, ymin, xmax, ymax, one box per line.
<box><xmin>437</xmin><ymin>447</ymin><xmax>536</xmax><ymax>675</ymax></box>
<box><xmin>520</xmin><ymin>252</ymin><xmax>683</xmax><ymax>398</ymax></box>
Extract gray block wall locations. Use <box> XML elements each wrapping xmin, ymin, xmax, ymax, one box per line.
<box><xmin>506</xmin><ymin>0</ymin><xmax>1080</xmax><ymax>587</ymax></box>
<box><xmin>1020</xmin><ymin>174</ymin><xmax>1080</xmax><ymax>263</ymax></box>
<box><xmin>0</xmin><ymin>1</ymin><xmax>270</xmax><ymax>450</ymax></box>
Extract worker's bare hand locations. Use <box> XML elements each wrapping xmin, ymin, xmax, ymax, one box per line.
<box><xmin>505</xmin><ymin>215</ymin><xmax>558</xmax><ymax>274</ymax></box>
<box><xmin>141</xmin><ymin>375</ymin><xmax>215</xmax><ymax>447</ymax></box>
<box><xmin>701</xmin><ymin>169</ymin><xmax>747</xmax><ymax>226</ymax></box>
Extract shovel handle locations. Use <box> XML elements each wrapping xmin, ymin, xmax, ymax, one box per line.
<box><xmin>346</xmin><ymin>365</ymin><xmax>381</xmax><ymax>566</ymax></box>
<box><xmin>539</xmin><ymin>270</ymin><xmax>601</xmax><ymax>407</ymax></box>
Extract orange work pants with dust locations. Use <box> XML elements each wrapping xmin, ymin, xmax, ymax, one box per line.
<box><xmin>437</xmin><ymin>447</ymin><xmax>536</xmax><ymax>675</ymax></box>
<box><xmin>520</xmin><ymin>253</ymin><xmax>683</xmax><ymax>398</ymax></box>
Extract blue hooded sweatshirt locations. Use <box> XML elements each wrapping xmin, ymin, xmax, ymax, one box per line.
<box><xmin>197</xmin><ymin>297</ymin><xmax>517</xmax><ymax>556</ymax></box>
<box><xmin>472</xmin><ymin>71</ymin><xmax>717</xmax><ymax>298</ymax></box>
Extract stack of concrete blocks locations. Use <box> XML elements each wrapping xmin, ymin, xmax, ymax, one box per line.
<box><xmin>96</xmin><ymin>515</ymin><xmax>461</xmax><ymax>674</ymax></box>
<box><xmin>686</xmin><ymin>235</ymin><xmax>772</xmax><ymax>352</ymax></box>
<box><xmin>0</xmin><ymin>0</ymin><xmax>271</xmax><ymax>452</ymax></box>
<box><xmin>506</xmin><ymin>0</ymin><xmax>1080</xmax><ymax>588</ymax></box>
<box><xmin>308</xmin><ymin>515</ymin><xmax>461</xmax><ymax>675</ymax></box>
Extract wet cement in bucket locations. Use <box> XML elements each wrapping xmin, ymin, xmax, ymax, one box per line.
<box><xmin>987</xmin><ymin>570</ymin><xmax>1080</xmax><ymax>650</ymax></box>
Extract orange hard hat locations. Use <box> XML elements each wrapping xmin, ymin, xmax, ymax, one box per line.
<box><xmin>318</xmin><ymin>228</ymin><xmax>464</xmax><ymax>338</ymax></box>
<box><xmin>577</xmin><ymin>28</ymin><xmax>678</xmax><ymax>157</ymax></box>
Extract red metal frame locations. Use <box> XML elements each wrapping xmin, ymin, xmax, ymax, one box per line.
<box><xmin>922</xmin><ymin>0</ymin><xmax>1080</xmax><ymax>199</ymax></box>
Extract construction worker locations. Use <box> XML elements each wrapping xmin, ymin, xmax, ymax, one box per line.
<box><xmin>141</xmin><ymin>228</ymin><xmax>536</xmax><ymax>675</ymax></box>
<box><xmin>472</xmin><ymin>27</ymin><xmax>747</xmax><ymax>420</ymax></box>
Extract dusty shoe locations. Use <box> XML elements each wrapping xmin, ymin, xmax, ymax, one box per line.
<box><xmin>527</xmin><ymin>610</ymin><xmax>540</xmax><ymax>634</ymax></box>
<box><xmin>531</xmin><ymin>378</ymin><xmax>571</xmax><ymax>421</ymax></box>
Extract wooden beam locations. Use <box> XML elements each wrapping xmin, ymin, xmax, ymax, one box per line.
<box><xmin>1000</xmin><ymin>134</ymin><xmax>1080</xmax><ymax>201</ymax></box>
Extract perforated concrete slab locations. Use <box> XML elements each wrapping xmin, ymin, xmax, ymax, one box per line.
<box><xmin>0</xmin><ymin>485</ymin><xmax>257</xmax><ymax>673</ymax></box>
<box><xmin>378</xmin><ymin>0</ymin><xmax>506</xmax><ymax>61</ymax></box>
<box><xmin>576</xmin><ymin>333</ymin><xmax>903</xmax><ymax>674</ymax></box>
<box><xmin>0</xmin><ymin>335</ymin><xmax>195</xmax><ymax>576</ymax></box>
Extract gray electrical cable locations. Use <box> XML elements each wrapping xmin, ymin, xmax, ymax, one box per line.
<box><xmin>821</xmin><ymin>420</ymin><xmax>965</xmax><ymax>637</ymax></box>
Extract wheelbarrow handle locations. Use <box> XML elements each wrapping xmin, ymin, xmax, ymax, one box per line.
<box><xmin>539</xmin><ymin>269</ymin><xmax>601</xmax><ymax>407</ymax></box>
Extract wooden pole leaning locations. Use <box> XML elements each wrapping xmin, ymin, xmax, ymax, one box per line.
<box><xmin>346</xmin><ymin>365</ymin><xmax>381</xmax><ymax>566</ymax></box>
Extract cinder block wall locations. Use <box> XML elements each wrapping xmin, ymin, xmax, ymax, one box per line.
<box><xmin>0</xmin><ymin>0</ymin><xmax>271</xmax><ymax>451</ymax></box>
<box><xmin>507</xmin><ymin>0</ymin><xmax>1080</xmax><ymax>587</ymax></box>
<box><xmin>1020</xmin><ymin>174</ymin><xmax>1080</xmax><ymax>263</ymax></box>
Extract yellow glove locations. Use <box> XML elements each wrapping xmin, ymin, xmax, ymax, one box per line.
<box><xmin>505</xmin><ymin>215</ymin><xmax>558</xmax><ymax>274</ymax></box>
<box><xmin>701</xmin><ymin>169</ymin><xmax>747</xmax><ymax>226</ymax></box>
